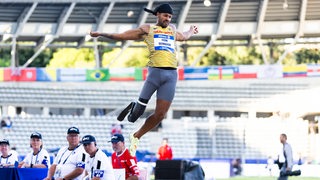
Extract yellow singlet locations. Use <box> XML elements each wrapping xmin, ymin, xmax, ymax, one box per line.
<box><xmin>144</xmin><ymin>25</ymin><xmax>177</xmax><ymax>68</ymax></box>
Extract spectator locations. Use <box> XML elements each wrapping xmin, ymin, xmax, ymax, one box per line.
<box><xmin>1</xmin><ymin>117</ymin><xmax>12</xmax><ymax>132</ymax></box>
<box><xmin>0</xmin><ymin>139</ymin><xmax>18</xmax><ymax>167</ymax></box>
<box><xmin>110</xmin><ymin>123</ymin><xmax>123</xmax><ymax>136</ymax></box>
<box><xmin>1</xmin><ymin>119</ymin><xmax>6</xmax><ymax>129</ymax></box>
<box><xmin>44</xmin><ymin>127</ymin><xmax>87</xmax><ymax>180</ymax></box>
<box><xmin>19</xmin><ymin>132</ymin><xmax>50</xmax><ymax>168</ymax></box>
<box><xmin>157</xmin><ymin>138</ymin><xmax>173</xmax><ymax>160</ymax></box>
<box><xmin>110</xmin><ymin>134</ymin><xmax>139</xmax><ymax>180</ymax></box>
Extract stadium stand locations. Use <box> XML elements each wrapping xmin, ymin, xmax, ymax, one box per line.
<box><xmin>0</xmin><ymin>77</ymin><xmax>319</xmax><ymax>163</ymax></box>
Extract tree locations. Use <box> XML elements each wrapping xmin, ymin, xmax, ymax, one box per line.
<box><xmin>0</xmin><ymin>48</ymin><xmax>53</xmax><ymax>67</ymax></box>
<box><xmin>47</xmin><ymin>48</ymin><xmax>95</xmax><ymax>68</ymax></box>
<box><xmin>295</xmin><ymin>48</ymin><xmax>320</xmax><ymax>64</ymax></box>
<box><xmin>0</xmin><ymin>49</ymin><xmax>11</xmax><ymax>67</ymax></box>
<box><xmin>102</xmin><ymin>48</ymin><xmax>149</xmax><ymax>68</ymax></box>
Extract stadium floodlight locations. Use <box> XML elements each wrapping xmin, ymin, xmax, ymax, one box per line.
<box><xmin>204</xmin><ymin>0</ymin><xmax>211</xmax><ymax>7</ymax></box>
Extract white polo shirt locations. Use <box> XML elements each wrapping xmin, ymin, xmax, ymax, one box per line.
<box><xmin>85</xmin><ymin>149</ymin><xmax>115</xmax><ymax>180</ymax></box>
<box><xmin>23</xmin><ymin>148</ymin><xmax>51</xmax><ymax>168</ymax></box>
<box><xmin>53</xmin><ymin>145</ymin><xmax>87</xmax><ymax>180</ymax></box>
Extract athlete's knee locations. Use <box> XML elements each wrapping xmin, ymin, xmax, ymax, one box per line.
<box><xmin>128</xmin><ymin>98</ymin><xmax>148</xmax><ymax>123</ymax></box>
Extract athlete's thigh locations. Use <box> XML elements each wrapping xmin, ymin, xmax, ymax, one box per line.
<box><xmin>139</xmin><ymin>67</ymin><xmax>160</xmax><ymax>100</ymax></box>
<box><xmin>157</xmin><ymin>70</ymin><xmax>177</xmax><ymax>102</ymax></box>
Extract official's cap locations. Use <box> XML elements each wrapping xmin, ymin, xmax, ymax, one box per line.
<box><xmin>30</xmin><ymin>132</ymin><xmax>42</xmax><ymax>139</ymax></box>
<box><xmin>81</xmin><ymin>135</ymin><xmax>96</xmax><ymax>145</ymax></box>
<box><xmin>144</xmin><ymin>3</ymin><xmax>173</xmax><ymax>16</ymax></box>
<box><xmin>109</xmin><ymin>134</ymin><xmax>124</xmax><ymax>143</ymax></box>
<box><xmin>0</xmin><ymin>139</ymin><xmax>10</xmax><ymax>145</ymax></box>
<box><xmin>67</xmin><ymin>126</ymin><xmax>80</xmax><ymax>134</ymax></box>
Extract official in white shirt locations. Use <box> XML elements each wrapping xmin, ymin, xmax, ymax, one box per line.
<box><xmin>44</xmin><ymin>126</ymin><xmax>87</xmax><ymax>180</ymax></box>
<box><xmin>82</xmin><ymin>135</ymin><xmax>115</xmax><ymax>180</ymax></box>
<box><xmin>19</xmin><ymin>132</ymin><xmax>50</xmax><ymax>168</ymax></box>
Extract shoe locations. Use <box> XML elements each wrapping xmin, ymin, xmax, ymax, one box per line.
<box><xmin>117</xmin><ymin>102</ymin><xmax>134</xmax><ymax>121</ymax></box>
<box><xmin>129</xmin><ymin>134</ymin><xmax>139</xmax><ymax>156</ymax></box>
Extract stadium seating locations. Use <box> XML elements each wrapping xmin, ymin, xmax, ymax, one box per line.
<box><xmin>0</xmin><ymin>77</ymin><xmax>318</xmax><ymax>161</ymax></box>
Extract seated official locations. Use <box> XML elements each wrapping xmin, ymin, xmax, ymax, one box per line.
<box><xmin>0</xmin><ymin>139</ymin><xmax>18</xmax><ymax>168</ymax></box>
<box><xmin>110</xmin><ymin>134</ymin><xmax>140</xmax><ymax>180</ymax></box>
<box><xmin>19</xmin><ymin>132</ymin><xmax>50</xmax><ymax>168</ymax></box>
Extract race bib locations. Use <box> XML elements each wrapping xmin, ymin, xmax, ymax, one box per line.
<box><xmin>154</xmin><ymin>34</ymin><xmax>174</xmax><ymax>53</ymax></box>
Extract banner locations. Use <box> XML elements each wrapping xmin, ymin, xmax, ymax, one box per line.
<box><xmin>208</xmin><ymin>66</ymin><xmax>233</xmax><ymax>80</ymax></box>
<box><xmin>283</xmin><ymin>65</ymin><xmax>307</xmax><ymax>78</ymax></box>
<box><xmin>109</xmin><ymin>68</ymin><xmax>136</xmax><ymax>81</ymax></box>
<box><xmin>0</xmin><ymin>68</ymin><xmax>3</xmax><ymax>81</ymax></box>
<box><xmin>233</xmin><ymin>65</ymin><xmax>257</xmax><ymax>79</ymax></box>
<box><xmin>57</xmin><ymin>68</ymin><xmax>86</xmax><ymax>82</ymax></box>
<box><xmin>36</xmin><ymin>68</ymin><xmax>57</xmax><ymax>81</ymax></box>
<box><xmin>257</xmin><ymin>65</ymin><xmax>283</xmax><ymax>79</ymax></box>
<box><xmin>134</xmin><ymin>68</ymin><xmax>143</xmax><ymax>81</ymax></box>
<box><xmin>307</xmin><ymin>64</ymin><xmax>320</xmax><ymax>77</ymax></box>
<box><xmin>86</xmin><ymin>69</ymin><xmax>110</xmax><ymax>81</ymax></box>
<box><xmin>3</xmin><ymin>68</ymin><xmax>37</xmax><ymax>81</ymax></box>
<box><xmin>184</xmin><ymin>67</ymin><xmax>208</xmax><ymax>80</ymax></box>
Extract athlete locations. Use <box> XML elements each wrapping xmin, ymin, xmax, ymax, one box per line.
<box><xmin>82</xmin><ymin>135</ymin><xmax>115</xmax><ymax>180</ymax></box>
<box><xmin>110</xmin><ymin>134</ymin><xmax>139</xmax><ymax>180</ymax></box>
<box><xmin>0</xmin><ymin>139</ymin><xmax>18</xmax><ymax>168</ymax></box>
<box><xmin>90</xmin><ymin>3</ymin><xmax>198</xmax><ymax>156</ymax></box>
<box><xmin>44</xmin><ymin>127</ymin><xmax>87</xmax><ymax>180</ymax></box>
<box><xmin>19</xmin><ymin>132</ymin><xmax>50</xmax><ymax>168</ymax></box>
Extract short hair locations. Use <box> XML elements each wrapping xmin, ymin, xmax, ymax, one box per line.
<box><xmin>281</xmin><ymin>133</ymin><xmax>287</xmax><ymax>139</ymax></box>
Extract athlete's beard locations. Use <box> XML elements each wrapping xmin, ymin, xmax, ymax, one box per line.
<box><xmin>158</xmin><ymin>20</ymin><xmax>169</xmax><ymax>28</ymax></box>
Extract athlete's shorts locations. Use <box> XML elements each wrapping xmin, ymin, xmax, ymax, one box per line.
<box><xmin>139</xmin><ymin>67</ymin><xmax>177</xmax><ymax>102</ymax></box>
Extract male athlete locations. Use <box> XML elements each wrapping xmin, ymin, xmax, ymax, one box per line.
<box><xmin>90</xmin><ymin>3</ymin><xmax>198</xmax><ymax>156</ymax></box>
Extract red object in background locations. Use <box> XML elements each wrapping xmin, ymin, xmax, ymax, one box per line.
<box><xmin>4</xmin><ymin>68</ymin><xmax>37</xmax><ymax>81</ymax></box>
<box><xmin>158</xmin><ymin>144</ymin><xmax>173</xmax><ymax>160</ymax></box>
<box><xmin>142</xmin><ymin>68</ymin><xmax>148</xmax><ymax>80</ymax></box>
<box><xmin>177</xmin><ymin>67</ymin><xmax>184</xmax><ymax>80</ymax></box>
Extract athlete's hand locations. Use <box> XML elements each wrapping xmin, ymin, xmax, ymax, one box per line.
<box><xmin>90</xmin><ymin>31</ymin><xmax>100</xmax><ymax>37</ymax></box>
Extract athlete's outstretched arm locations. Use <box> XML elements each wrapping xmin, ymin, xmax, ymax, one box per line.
<box><xmin>176</xmin><ymin>25</ymin><xmax>198</xmax><ymax>41</ymax></box>
<box><xmin>90</xmin><ymin>24</ymin><xmax>149</xmax><ymax>41</ymax></box>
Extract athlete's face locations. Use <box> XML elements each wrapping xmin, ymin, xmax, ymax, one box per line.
<box><xmin>156</xmin><ymin>13</ymin><xmax>172</xmax><ymax>28</ymax></box>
